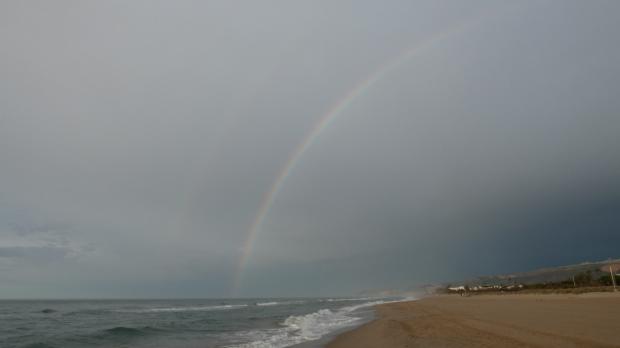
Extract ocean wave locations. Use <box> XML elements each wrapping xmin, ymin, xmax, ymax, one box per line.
<box><xmin>256</xmin><ymin>302</ymin><xmax>278</xmax><ymax>306</ymax></box>
<box><xmin>21</xmin><ymin>343</ymin><xmax>57</xmax><ymax>348</ymax></box>
<box><xmin>62</xmin><ymin>308</ymin><xmax>108</xmax><ymax>317</ymax></box>
<box><xmin>228</xmin><ymin>299</ymin><xmax>393</xmax><ymax>348</ymax></box>
<box><xmin>323</xmin><ymin>297</ymin><xmax>375</xmax><ymax>302</ymax></box>
<box><xmin>256</xmin><ymin>301</ymin><xmax>304</xmax><ymax>306</ymax></box>
<box><xmin>339</xmin><ymin>299</ymin><xmax>394</xmax><ymax>313</ymax></box>
<box><xmin>104</xmin><ymin>326</ymin><xmax>148</xmax><ymax>336</ymax></box>
<box><xmin>117</xmin><ymin>304</ymin><xmax>248</xmax><ymax>313</ymax></box>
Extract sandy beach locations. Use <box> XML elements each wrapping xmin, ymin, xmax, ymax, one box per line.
<box><xmin>327</xmin><ymin>293</ymin><xmax>620</xmax><ymax>348</ymax></box>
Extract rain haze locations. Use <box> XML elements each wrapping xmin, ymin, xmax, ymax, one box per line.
<box><xmin>1</xmin><ymin>0</ymin><xmax>620</xmax><ymax>299</ymax></box>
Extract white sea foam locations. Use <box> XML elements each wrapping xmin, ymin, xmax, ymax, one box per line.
<box><xmin>256</xmin><ymin>302</ymin><xmax>278</xmax><ymax>306</ymax></box>
<box><xmin>117</xmin><ymin>304</ymin><xmax>248</xmax><ymax>313</ymax></box>
<box><xmin>324</xmin><ymin>297</ymin><xmax>375</xmax><ymax>302</ymax></box>
<box><xmin>256</xmin><ymin>301</ymin><xmax>304</xmax><ymax>306</ymax></box>
<box><xmin>229</xmin><ymin>298</ymin><xmax>411</xmax><ymax>348</ymax></box>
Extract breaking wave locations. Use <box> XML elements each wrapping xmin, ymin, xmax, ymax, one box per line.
<box><xmin>229</xmin><ymin>299</ymin><xmax>404</xmax><ymax>348</ymax></box>
<box><xmin>256</xmin><ymin>302</ymin><xmax>278</xmax><ymax>306</ymax></box>
<box><xmin>117</xmin><ymin>304</ymin><xmax>248</xmax><ymax>313</ymax></box>
<box><xmin>323</xmin><ymin>297</ymin><xmax>375</xmax><ymax>302</ymax></box>
<box><xmin>256</xmin><ymin>301</ymin><xmax>305</xmax><ymax>306</ymax></box>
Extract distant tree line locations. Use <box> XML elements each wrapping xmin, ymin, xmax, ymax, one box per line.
<box><xmin>441</xmin><ymin>270</ymin><xmax>619</xmax><ymax>294</ymax></box>
<box><xmin>509</xmin><ymin>270</ymin><xmax>618</xmax><ymax>290</ymax></box>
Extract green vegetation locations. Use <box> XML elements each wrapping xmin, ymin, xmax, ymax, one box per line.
<box><xmin>504</xmin><ymin>270</ymin><xmax>618</xmax><ymax>290</ymax></box>
<box><xmin>442</xmin><ymin>270</ymin><xmax>619</xmax><ymax>295</ymax></box>
<box><xmin>598</xmin><ymin>274</ymin><xmax>620</xmax><ymax>286</ymax></box>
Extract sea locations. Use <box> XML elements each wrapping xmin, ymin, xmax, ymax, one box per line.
<box><xmin>0</xmin><ymin>297</ymin><xmax>409</xmax><ymax>348</ymax></box>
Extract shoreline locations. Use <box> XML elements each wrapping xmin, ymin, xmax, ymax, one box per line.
<box><xmin>325</xmin><ymin>292</ymin><xmax>620</xmax><ymax>347</ymax></box>
<box><xmin>294</xmin><ymin>316</ymin><xmax>375</xmax><ymax>348</ymax></box>
<box><xmin>293</xmin><ymin>305</ymin><xmax>377</xmax><ymax>348</ymax></box>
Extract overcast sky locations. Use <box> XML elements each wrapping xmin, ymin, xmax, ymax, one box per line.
<box><xmin>1</xmin><ymin>0</ymin><xmax>619</xmax><ymax>298</ymax></box>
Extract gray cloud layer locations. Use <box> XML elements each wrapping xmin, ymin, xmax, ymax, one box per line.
<box><xmin>1</xmin><ymin>0</ymin><xmax>619</xmax><ymax>298</ymax></box>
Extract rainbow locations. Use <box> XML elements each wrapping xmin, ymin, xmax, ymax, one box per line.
<box><xmin>231</xmin><ymin>6</ymin><xmax>507</xmax><ymax>295</ymax></box>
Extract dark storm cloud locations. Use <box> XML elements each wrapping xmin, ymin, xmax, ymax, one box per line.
<box><xmin>1</xmin><ymin>0</ymin><xmax>619</xmax><ymax>298</ymax></box>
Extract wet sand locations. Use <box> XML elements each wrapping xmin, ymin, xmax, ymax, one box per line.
<box><xmin>327</xmin><ymin>293</ymin><xmax>620</xmax><ymax>348</ymax></box>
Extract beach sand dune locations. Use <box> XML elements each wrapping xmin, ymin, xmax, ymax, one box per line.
<box><xmin>327</xmin><ymin>293</ymin><xmax>620</xmax><ymax>348</ymax></box>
